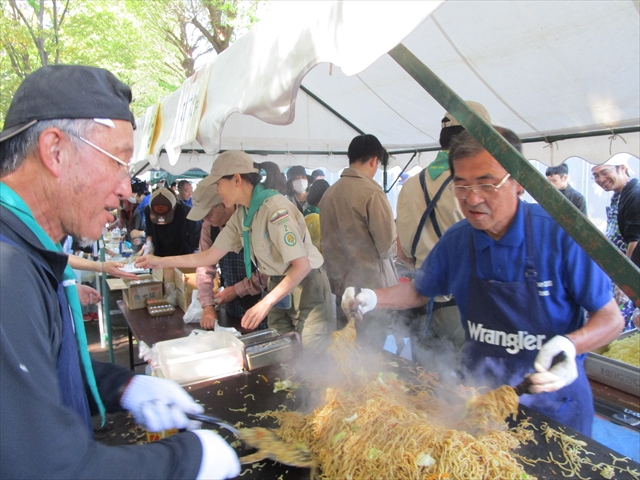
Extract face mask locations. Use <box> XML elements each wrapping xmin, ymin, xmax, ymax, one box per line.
<box><xmin>128</xmin><ymin>195</ymin><xmax>137</xmax><ymax>203</ymax></box>
<box><xmin>292</xmin><ymin>178</ymin><xmax>308</xmax><ymax>194</ymax></box>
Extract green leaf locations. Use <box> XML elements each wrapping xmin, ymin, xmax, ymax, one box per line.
<box><xmin>27</xmin><ymin>0</ymin><xmax>40</xmax><ymax>14</ymax></box>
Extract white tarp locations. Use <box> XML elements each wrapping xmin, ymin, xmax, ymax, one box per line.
<box><xmin>133</xmin><ymin>0</ymin><xmax>640</xmax><ymax>175</ymax></box>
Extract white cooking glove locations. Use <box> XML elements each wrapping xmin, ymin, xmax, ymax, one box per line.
<box><xmin>341</xmin><ymin>287</ymin><xmax>377</xmax><ymax>317</ymax></box>
<box><xmin>120</xmin><ymin>375</ymin><xmax>204</xmax><ymax>432</ymax></box>
<box><xmin>193</xmin><ymin>430</ymin><xmax>241</xmax><ymax>479</ymax></box>
<box><xmin>528</xmin><ymin>335</ymin><xmax>578</xmax><ymax>393</ymax></box>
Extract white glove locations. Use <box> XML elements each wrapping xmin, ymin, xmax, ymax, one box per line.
<box><xmin>120</xmin><ymin>375</ymin><xmax>204</xmax><ymax>432</ymax></box>
<box><xmin>341</xmin><ymin>287</ymin><xmax>377</xmax><ymax>317</ymax></box>
<box><xmin>528</xmin><ymin>335</ymin><xmax>578</xmax><ymax>393</ymax></box>
<box><xmin>193</xmin><ymin>430</ymin><xmax>241</xmax><ymax>479</ymax></box>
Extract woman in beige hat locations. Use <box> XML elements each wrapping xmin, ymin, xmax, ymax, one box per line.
<box><xmin>136</xmin><ymin>151</ymin><xmax>335</xmax><ymax>353</ymax></box>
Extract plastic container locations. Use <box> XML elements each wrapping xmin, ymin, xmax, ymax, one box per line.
<box><xmin>155</xmin><ymin>331</ymin><xmax>244</xmax><ymax>385</ymax></box>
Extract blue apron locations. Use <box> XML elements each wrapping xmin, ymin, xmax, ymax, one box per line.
<box><xmin>461</xmin><ymin>209</ymin><xmax>593</xmax><ymax>436</ymax></box>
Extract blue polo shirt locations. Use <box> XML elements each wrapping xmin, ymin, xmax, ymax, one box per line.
<box><xmin>415</xmin><ymin>201</ymin><xmax>612</xmax><ymax>335</ymax></box>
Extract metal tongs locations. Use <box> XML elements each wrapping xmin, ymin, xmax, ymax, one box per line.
<box><xmin>187</xmin><ymin>413</ymin><xmax>315</xmax><ymax>468</ymax></box>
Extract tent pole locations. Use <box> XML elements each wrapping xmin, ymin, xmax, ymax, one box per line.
<box><xmin>300</xmin><ymin>85</ymin><xmax>365</xmax><ymax>135</ymax></box>
<box><xmin>385</xmin><ymin>151</ymin><xmax>418</xmax><ymax>193</ymax></box>
<box><xmin>388</xmin><ymin>43</ymin><xmax>639</xmax><ymax>306</ymax></box>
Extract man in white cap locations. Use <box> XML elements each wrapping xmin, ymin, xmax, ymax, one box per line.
<box><xmin>0</xmin><ymin>65</ymin><xmax>239</xmax><ymax>479</ymax></box>
<box><xmin>395</xmin><ymin>101</ymin><xmax>491</xmax><ymax>370</ymax></box>
<box><xmin>591</xmin><ymin>156</ymin><xmax>639</xmax><ymax>328</ymax></box>
<box><xmin>187</xmin><ymin>184</ymin><xmax>266</xmax><ymax>331</ymax></box>
<box><xmin>591</xmin><ymin>157</ymin><xmax>639</xmax><ymax>259</ymax></box>
<box><xmin>144</xmin><ymin>187</ymin><xmax>201</xmax><ymax>257</ymax></box>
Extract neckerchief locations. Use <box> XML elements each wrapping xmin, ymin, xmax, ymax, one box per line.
<box><xmin>427</xmin><ymin>150</ymin><xmax>450</xmax><ymax>181</ymax></box>
<box><xmin>0</xmin><ymin>183</ymin><xmax>106</xmax><ymax>424</ymax></box>
<box><xmin>303</xmin><ymin>205</ymin><xmax>319</xmax><ymax>216</ymax></box>
<box><xmin>241</xmin><ymin>183</ymin><xmax>278</xmax><ymax>278</ymax></box>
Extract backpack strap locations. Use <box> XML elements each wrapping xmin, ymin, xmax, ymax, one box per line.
<box><xmin>410</xmin><ymin>170</ymin><xmax>452</xmax><ymax>260</ymax></box>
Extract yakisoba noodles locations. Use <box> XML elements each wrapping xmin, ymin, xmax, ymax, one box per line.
<box><xmin>602</xmin><ymin>333</ymin><xmax>640</xmax><ymax>367</ymax></box>
<box><xmin>268</xmin><ymin>371</ymin><xmax>529</xmax><ymax>479</ymax></box>
<box><xmin>517</xmin><ymin>423</ymin><xmax>640</xmax><ymax>480</ymax></box>
<box><xmin>464</xmin><ymin>385</ymin><xmax>520</xmax><ymax>434</ymax></box>
<box><xmin>264</xmin><ymin>321</ymin><xmax>532</xmax><ymax>479</ymax></box>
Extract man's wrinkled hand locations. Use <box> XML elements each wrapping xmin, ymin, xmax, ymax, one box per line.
<box><xmin>77</xmin><ymin>284</ymin><xmax>102</xmax><ymax>305</ymax></box>
<box><xmin>214</xmin><ymin>287</ymin><xmax>238</xmax><ymax>305</ymax></box>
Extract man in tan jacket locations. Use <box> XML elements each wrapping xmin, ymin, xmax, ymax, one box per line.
<box><xmin>320</xmin><ymin>134</ymin><xmax>398</xmax><ymax>350</ymax></box>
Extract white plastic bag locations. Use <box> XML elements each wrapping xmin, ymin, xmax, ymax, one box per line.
<box><xmin>183</xmin><ymin>290</ymin><xmax>203</xmax><ymax>324</ymax></box>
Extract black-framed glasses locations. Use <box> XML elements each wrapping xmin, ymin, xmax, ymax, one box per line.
<box><xmin>592</xmin><ymin>168</ymin><xmax>615</xmax><ymax>181</ymax></box>
<box><xmin>449</xmin><ymin>173</ymin><xmax>511</xmax><ymax>199</ymax></box>
<box><xmin>65</xmin><ymin>130</ymin><xmax>133</xmax><ymax>179</ymax></box>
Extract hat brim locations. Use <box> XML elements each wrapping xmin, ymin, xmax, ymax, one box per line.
<box><xmin>198</xmin><ymin>173</ymin><xmax>223</xmax><ymax>190</ymax></box>
<box><xmin>187</xmin><ymin>204</ymin><xmax>211</xmax><ymax>221</ymax></box>
<box><xmin>0</xmin><ymin>120</ymin><xmax>37</xmax><ymax>143</ymax></box>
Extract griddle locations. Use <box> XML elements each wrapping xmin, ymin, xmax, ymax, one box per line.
<box><xmin>187</xmin><ymin>354</ymin><xmax>640</xmax><ymax>480</ymax></box>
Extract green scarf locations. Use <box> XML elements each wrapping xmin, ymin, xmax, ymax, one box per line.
<box><xmin>0</xmin><ymin>183</ymin><xmax>106</xmax><ymax>424</ymax></box>
<box><xmin>241</xmin><ymin>183</ymin><xmax>279</xmax><ymax>279</ymax></box>
<box><xmin>427</xmin><ymin>150</ymin><xmax>450</xmax><ymax>181</ymax></box>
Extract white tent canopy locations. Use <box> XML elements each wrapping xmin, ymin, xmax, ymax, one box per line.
<box><xmin>133</xmin><ymin>0</ymin><xmax>640</xmax><ymax>175</ymax></box>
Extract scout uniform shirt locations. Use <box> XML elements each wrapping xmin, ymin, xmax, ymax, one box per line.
<box><xmin>213</xmin><ymin>194</ymin><xmax>323</xmax><ymax>276</ymax></box>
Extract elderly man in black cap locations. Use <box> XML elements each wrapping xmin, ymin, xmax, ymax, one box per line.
<box><xmin>0</xmin><ymin>65</ymin><xmax>239</xmax><ymax>479</ymax></box>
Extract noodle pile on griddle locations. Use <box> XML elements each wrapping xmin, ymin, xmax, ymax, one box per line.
<box><xmin>264</xmin><ymin>321</ymin><xmax>533</xmax><ymax>479</ymax></box>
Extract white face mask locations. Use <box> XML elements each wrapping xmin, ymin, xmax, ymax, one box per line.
<box><xmin>128</xmin><ymin>195</ymin><xmax>137</xmax><ymax>204</ymax></box>
<box><xmin>292</xmin><ymin>178</ymin><xmax>308</xmax><ymax>195</ymax></box>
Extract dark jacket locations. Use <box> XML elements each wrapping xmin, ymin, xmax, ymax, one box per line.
<box><xmin>145</xmin><ymin>203</ymin><xmax>201</xmax><ymax>257</ymax></box>
<box><xmin>560</xmin><ymin>184</ymin><xmax>587</xmax><ymax>214</ymax></box>
<box><xmin>0</xmin><ymin>206</ymin><xmax>202</xmax><ymax>479</ymax></box>
<box><xmin>618</xmin><ymin>178</ymin><xmax>640</xmax><ymax>244</ymax></box>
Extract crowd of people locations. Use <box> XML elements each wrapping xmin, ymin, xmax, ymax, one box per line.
<box><xmin>1</xmin><ymin>65</ymin><xmax>637</xmax><ymax>479</ymax></box>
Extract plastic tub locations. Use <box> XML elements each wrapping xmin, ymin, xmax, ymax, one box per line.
<box><xmin>156</xmin><ymin>331</ymin><xmax>244</xmax><ymax>385</ymax></box>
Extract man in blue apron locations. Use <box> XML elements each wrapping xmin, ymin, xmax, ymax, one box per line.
<box><xmin>0</xmin><ymin>65</ymin><xmax>239</xmax><ymax>479</ymax></box>
<box><xmin>343</xmin><ymin>127</ymin><xmax>623</xmax><ymax>437</ymax></box>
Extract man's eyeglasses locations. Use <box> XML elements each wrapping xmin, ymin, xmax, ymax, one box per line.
<box><xmin>65</xmin><ymin>130</ymin><xmax>133</xmax><ymax>179</ymax></box>
<box><xmin>449</xmin><ymin>173</ymin><xmax>511</xmax><ymax>200</ymax></box>
<box><xmin>592</xmin><ymin>168</ymin><xmax>614</xmax><ymax>181</ymax></box>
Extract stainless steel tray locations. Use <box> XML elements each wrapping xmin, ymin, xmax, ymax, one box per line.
<box><xmin>584</xmin><ymin>330</ymin><xmax>639</xmax><ymax>397</ymax></box>
<box><xmin>240</xmin><ymin>330</ymin><xmax>298</xmax><ymax>370</ymax></box>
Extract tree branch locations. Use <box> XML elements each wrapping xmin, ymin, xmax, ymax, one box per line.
<box><xmin>9</xmin><ymin>0</ymin><xmax>42</xmax><ymax>62</ymax></box>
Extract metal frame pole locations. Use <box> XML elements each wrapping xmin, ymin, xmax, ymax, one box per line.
<box><xmin>388</xmin><ymin>43</ymin><xmax>639</xmax><ymax>305</ymax></box>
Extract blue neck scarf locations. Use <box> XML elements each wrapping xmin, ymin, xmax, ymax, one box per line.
<box><xmin>0</xmin><ymin>183</ymin><xmax>106</xmax><ymax>424</ymax></box>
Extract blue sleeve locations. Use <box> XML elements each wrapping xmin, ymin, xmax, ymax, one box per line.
<box><xmin>414</xmin><ymin>223</ymin><xmax>469</xmax><ymax>299</ymax></box>
<box><xmin>559</xmin><ymin>227</ymin><xmax>612</xmax><ymax>313</ymax></box>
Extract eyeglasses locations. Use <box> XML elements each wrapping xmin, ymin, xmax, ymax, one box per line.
<box><xmin>592</xmin><ymin>168</ymin><xmax>615</xmax><ymax>181</ymax></box>
<box><xmin>65</xmin><ymin>130</ymin><xmax>133</xmax><ymax>179</ymax></box>
<box><xmin>449</xmin><ymin>173</ymin><xmax>511</xmax><ymax>199</ymax></box>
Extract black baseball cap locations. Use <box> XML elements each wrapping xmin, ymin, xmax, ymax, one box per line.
<box><xmin>0</xmin><ymin>65</ymin><xmax>135</xmax><ymax>143</ymax></box>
